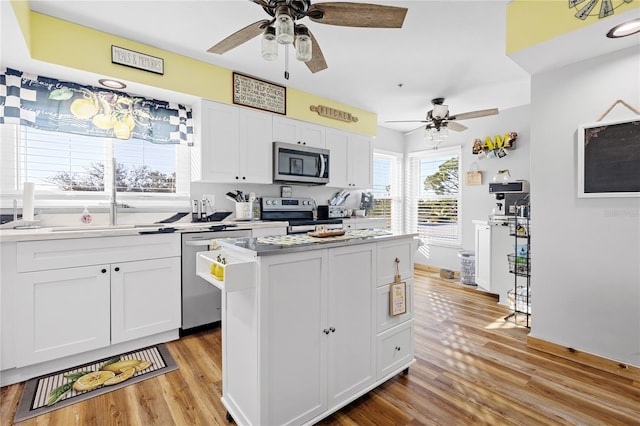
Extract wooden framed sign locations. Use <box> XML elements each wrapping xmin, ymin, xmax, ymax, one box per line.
<box><xmin>389</xmin><ymin>281</ymin><xmax>407</xmax><ymax>316</ymax></box>
<box><xmin>232</xmin><ymin>72</ymin><xmax>286</xmax><ymax>115</ymax></box>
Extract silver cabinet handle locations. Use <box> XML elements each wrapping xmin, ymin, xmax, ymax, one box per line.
<box><xmin>184</xmin><ymin>240</ymin><xmax>213</xmax><ymax>247</ymax></box>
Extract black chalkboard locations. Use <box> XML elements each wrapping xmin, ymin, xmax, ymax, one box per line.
<box><xmin>579</xmin><ymin>118</ymin><xmax>640</xmax><ymax>197</ymax></box>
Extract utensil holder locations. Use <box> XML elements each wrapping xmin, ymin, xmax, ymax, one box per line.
<box><xmin>235</xmin><ymin>201</ymin><xmax>260</xmax><ymax>220</ymax></box>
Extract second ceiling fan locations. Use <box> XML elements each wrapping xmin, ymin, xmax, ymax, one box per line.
<box><xmin>388</xmin><ymin>97</ymin><xmax>499</xmax><ymax>135</ymax></box>
<box><xmin>208</xmin><ymin>0</ymin><xmax>408</xmax><ymax>77</ymax></box>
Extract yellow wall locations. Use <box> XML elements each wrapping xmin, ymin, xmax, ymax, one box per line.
<box><xmin>506</xmin><ymin>0</ymin><xmax>639</xmax><ymax>54</ymax></box>
<box><xmin>13</xmin><ymin>5</ymin><xmax>377</xmax><ymax>136</ymax></box>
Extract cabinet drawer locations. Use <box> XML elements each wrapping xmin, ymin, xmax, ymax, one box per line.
<box><xmin>376</xmin><ymin>278</ymin><xmax>413</xmax><ymax>333</ymax></box>
<box><xmin>17</xmin><ymin>234</ymin><xmax>180</xmax><ymax>272</ymax></box>
<box><xmin>377</xmin><ymin>321</ymin><xmax>414</xmax><ymax>380</ymax></box>
<box><xmin>376</xmin><ymin>239</ymin><xmax>415</xmax><ymax>286</ymax></box>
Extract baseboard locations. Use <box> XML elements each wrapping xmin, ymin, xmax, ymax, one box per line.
<box><xmin>414</xmin><ymin>263</ymin><xmax>460</xmax><ymax>278</ymax></box>
<box><xmin>527</xmin><ymin>336</ymin><xmax>639</xmax><ymax>381</ymax></box>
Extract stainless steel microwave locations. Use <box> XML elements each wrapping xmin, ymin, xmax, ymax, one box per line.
<box><xmin>273</xmin><ymin>142</ymin><xmax>330</xmax><ymax>185</ymax></box>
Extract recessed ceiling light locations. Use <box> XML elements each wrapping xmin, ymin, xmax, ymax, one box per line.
<box><xmin>98</xmin><ymin>78</ymin><xmax>127</xmax><ymax>89</ymax></box>
<box><xmin>606</xmin><ymin>18</ymin><xmax>640</xmax><ymax>38</ymax></box>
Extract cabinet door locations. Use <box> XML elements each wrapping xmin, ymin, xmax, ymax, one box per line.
<box><xmin>327</xmin><ymin>245</ymin><xmax>375</xmax><ymax>407</ymax></box>
<box><xmin>348</xmin><ymin>134</ymin><xmax>373</xmax><ymax>189</ymax></box>
<box><xmin>200</xmin><ymin>101</ymin><xmax>240</xmax><ymax>182</ymax></box>
<box><xmin>325</xmin><ymin>129</ymin><xmax>349</xmax><ymax>188</ymax></box>
<box><xmin>273</xmin><ymin>116</ymin><xmax>325</xmax><ymax>148</ymax></box>
<box><xmin>263</xmin><ymin>250</ymin><xmax>328</xmax><ymax>426</ymax></box>
<box><xmin>474</xmin><ymin>224</ymin><xmax>491</xmax><ymax>291</ymax></box>
<box><xmin>299</xmin><ymin>121</ymin><xmax>325</xmax><ymax>149</ymax></box>
<box><xmin>16</xmin><ymin>265</ymin><xmax>111</xmax><ymax>367</ymax></box>
<box><xmin>239</xmin><ymin>108</ymin><xmax>273</xmax><ymax>183</ymax></box>
<box><xmin>111</xmin><ymin>257</ymin><xmax>181</xmax><ymax>344</ymax></box>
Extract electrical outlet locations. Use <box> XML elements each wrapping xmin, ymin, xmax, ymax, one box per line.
<box><xmin>203</xmin><ymin>194</ymin><xmax>215</xmax><ymax>207</ymax></box>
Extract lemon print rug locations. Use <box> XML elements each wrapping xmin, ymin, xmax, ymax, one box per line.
<box><xmin>14</xmin><ymin>344</ymin><xmax>177</xmax><ymax>422</ymax></box>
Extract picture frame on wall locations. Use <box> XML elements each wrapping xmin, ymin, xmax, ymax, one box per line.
<box><xmin>577</xmin><ymin>117</ymin><xmax>640</xmax><ymax>198</ymax></box>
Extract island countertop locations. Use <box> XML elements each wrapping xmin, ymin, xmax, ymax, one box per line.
<box><xmin>215</xmin><ymin>229</ymin><xmax>418</xmax><ymax>256</ymax></box>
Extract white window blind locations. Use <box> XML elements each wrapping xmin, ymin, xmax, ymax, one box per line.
<box><xmin>369</xmin><ymin>150</ymin><xmax>403</xmax><ymax>234</ymax></box>
<box><xmin>0</xmin><ymin>124</ymin><xmax>190</xmax><ymax>206</ymax></box>
<box><xmin>408</xmin><ymin>146</ymin><xmax>462</xmax><ymax>246</ymax></box>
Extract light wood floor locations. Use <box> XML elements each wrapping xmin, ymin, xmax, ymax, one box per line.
<box><xmin>2</xmin><ymin>270</ymin><xmax>639</xmax><ymax>425</ymax></box>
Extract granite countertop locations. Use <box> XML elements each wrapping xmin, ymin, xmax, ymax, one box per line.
<box><xmin>0</xmin><ymin>220</ymin><xmax>289</xmax><ymax>242</ymax></box>
<box><xmin>216</xmin><ymin>230</ymin><xmax>418</xmax><ymax>256</ymax></box>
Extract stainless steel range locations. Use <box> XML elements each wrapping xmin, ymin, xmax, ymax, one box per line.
<box><xmin>261</xmin><ymin>197</ymin><xmax>343</xmax><ymax>234</ymax></box>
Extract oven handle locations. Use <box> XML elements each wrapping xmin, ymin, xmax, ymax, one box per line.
<box><xmin>184</xmin><ymin>240</ymin><xmax>213</xmax><ymax>247</ymax></box>
<box><xmin>318</xmin><ymin>154</ymin><xmax>325</xmax><ymax>178</ymax></box>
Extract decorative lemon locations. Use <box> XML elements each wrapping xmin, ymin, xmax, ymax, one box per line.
<box><xmin>69</xmin><ymin>98</ymin><xmax>99</xmax><ymax>119</ymax></box>
<box><xmin>92</xmin><ymin>113</ymin><xmax>115</xmax><ymax>130</ymax></box>
<box><xmin>113</xmin><ymin>121</ymin><xmax>131</xmax><ymax>139</ymax></box>
<box><xmin>72</xmin><ymin>371</ymin><xmax>115</xmax><ymax>392</ymax></box>
<box><xmin>102</xmin><ymin>366</ymin><xmax>136</xmax><ymax>386</ymax></box>
<box><xmin>134</xmin><ymin>360</ymin><xmax>152</xmax><ymax>372</ymax></box>
<box><xmin>123</xmin><ymin>114</ymin><xmax>136</xmax><ymax>131</ymax></box>
<box><xmin>101</xmin><ymin>359</ymin><xmax>143</xmax><ymax>373</ymax></box>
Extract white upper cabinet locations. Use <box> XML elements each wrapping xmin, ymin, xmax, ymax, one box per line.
<box><xmin>273</xmin><ymin>116</ymin><xmax>325</xmax><ymax>149</ymax></box>
<box><xmin>194</xmin><ymin>100</ymin><xmax>272</xmax><ymax>183</ymax></box>
<box><xmin>238</xmin><ymin>108</ymin><xmax>273</xmax><ymax>184</ymax></box>
<box><xmin>325</xmin><ymin>128</ymin><xmax>373</xmax><ymax>189</ymax></box>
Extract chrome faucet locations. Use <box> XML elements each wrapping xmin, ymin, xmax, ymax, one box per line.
<box><xmin>109</xmin><ymin>157</ymin><xmax>117</xmax><ymax>226</ymax></box>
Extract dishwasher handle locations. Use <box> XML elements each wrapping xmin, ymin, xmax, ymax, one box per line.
<box><xmin>184</xmin><ymin>240</ymin><xmax>214</xmax><ymax>247</ymax></box>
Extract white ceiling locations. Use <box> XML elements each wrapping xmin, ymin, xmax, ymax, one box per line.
<box><xmin>3</xmin><ymin>0</ymin><xmax>534</xmax><ymax>133</ymax></box>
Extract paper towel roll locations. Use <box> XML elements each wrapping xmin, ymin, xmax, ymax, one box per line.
<box><xmin>22</xmin><ymin>182</ymin><xmax>35</xmax><ymax>222</ymax></box>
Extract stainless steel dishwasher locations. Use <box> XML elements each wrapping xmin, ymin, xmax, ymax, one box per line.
<box><xmin>181</xmin><ymin>227</ymin><xmax>251</xmax><ymax>334</ymax></box>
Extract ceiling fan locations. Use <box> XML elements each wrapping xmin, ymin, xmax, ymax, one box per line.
<box><xmin>207</xmin><ymin>0</ymin><xmax>408</xmax><ymax>77</ymax></box>
<box><xmin>387</xmin><ymin>97</ymin><xmax>499</xmax><ymax>135</ymax></box>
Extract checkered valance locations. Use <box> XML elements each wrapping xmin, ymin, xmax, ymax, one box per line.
<box><xmin>0</xmin><ymin>68</ymin><xmax>193</xmax><ymax>145</ymax></box>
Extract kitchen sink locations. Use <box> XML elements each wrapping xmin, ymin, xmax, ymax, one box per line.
<box><xmin>49</xmin><ymin>224</ymin><xmax>137</xmax><ymax>232</ymax></box>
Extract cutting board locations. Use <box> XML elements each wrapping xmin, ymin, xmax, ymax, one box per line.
<box><xmin>307</xmin><ymin>230</ymin><xmax>346</xmax><ymax>238</ymax></box>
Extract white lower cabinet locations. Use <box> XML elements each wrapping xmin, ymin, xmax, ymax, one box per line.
<box><xmin>199</xmin><ymin>236</ymin><xmax>414</xmax><ymax>426</ymax></box>
<box><xmin>263</xmin><ymin>245</ymin><xmax>375</xmax><ymax>425</ymax></box>
<box><xmin>110</xmin><ymin>257</ymin><xmax>181</xmax><ymax>344</ymax></box>
<box><xmin>10</xmin><ymin>234</ymin><xmax>181</xmax><ymax>369</ymax></box>
<box><xmin>16</xmin><ymin>265</ymin><xmax>111</xmax><ymax>367</ymax></box>
<box><xmin>377</xmin><ymin>321</ymin><xmax>414</xmax><ymax>379</ymax></box>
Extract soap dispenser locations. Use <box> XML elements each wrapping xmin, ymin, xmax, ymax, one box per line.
<box><xmin>81</xmin><ymin>206</ymin><xmax>93</xmax><ymax>224</ymax></box>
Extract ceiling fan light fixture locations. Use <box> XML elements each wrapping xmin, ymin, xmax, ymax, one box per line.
<box><xmin>275</xmin><ymin>6</ymin><xmax>294</xmax><ymax>44</ymax></box>
<box><xmin>261</xmin><ymin>26</ymin><xmax>278</xmax><ymax>61</ymax></box>
<box><xmin>294</xmin><ymin>27</ymin><xmax>312</xmax><ymax>62</ymax></box>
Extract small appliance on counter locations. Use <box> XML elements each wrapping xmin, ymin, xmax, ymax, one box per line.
<box><xmin>488</xmin><ymin>179</ymin><xmax>529</xmax><ymax>219</ymax></box>
<box><xmin>317</xmin><ymin>205</ymin><xmax>347</xmax><ymax>219</ymax></box>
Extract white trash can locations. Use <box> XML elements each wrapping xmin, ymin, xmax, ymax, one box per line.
<box><xmin>458</xmin><ymin>250</ymin><xmax>476</xmax><ymax>286</ymax></box>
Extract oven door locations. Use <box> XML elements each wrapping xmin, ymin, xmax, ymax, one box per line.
<box><xmin>273</xmin><ymin>142</ymin><xmax>329</xmax><ymax>185</ymax></box>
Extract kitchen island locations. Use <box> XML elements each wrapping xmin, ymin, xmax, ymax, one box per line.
<box><xmin>197</xmin><ymin>230</ymin><xmax>417</xmax><ymax>426</ymax></box>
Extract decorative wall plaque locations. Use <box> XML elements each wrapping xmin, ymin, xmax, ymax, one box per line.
<box><xmin>112</xmin><ymin>46</ymin><xmax>164</xmax><ymax>75</ymax></box>
<box><xmin>233</xmin><ymin>72</ymin><xmax>286</xmax><ymax>115</ymax></box>
<box><xmin>310</xmin><ymin>105</ymin><xmax>358</xmax><ymax>123</ymax></box>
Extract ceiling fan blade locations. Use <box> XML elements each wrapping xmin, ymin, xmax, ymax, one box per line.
<box><xmin>446</xmin><ymin>121</ymin><xmax>468</xmax><ymax>132</ymax></box>
<box><xmin>308</xmin><ymin>3</ymin><xmax>408</xmax><ymax>28</ymax></box>
<box><xmin>207</xmin><ymin>19</ymin><xmax>271</xmax><ymax>54</ymax></box>
<box><xmin>305</xmin><ymin>28</ymin><xmax>328</xmax><ymax>73</ymax></box>
<box><xmin>405</xmin><ymin>125</ymin><xmax>426</xmax><ymax>136</ymax></box>
<box><xmin>449</xmin><ymin>108</ymin><xmax>499</xmax><ymax>121</ymax></box>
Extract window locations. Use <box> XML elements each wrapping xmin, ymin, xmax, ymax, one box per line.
<box><xmin>369</xmin><ymin>150</ymin><xmax>403</xmax><ymax>233</ymax></box>
<box><xmin>408</xmin><ymin>146</ymin><xmax>462</xmax><ymax>246</ymax></box>
<box><xmin>0</xmin><ymin>124</ymin><xmax>190</xmax><ymax>207</ymax></box>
